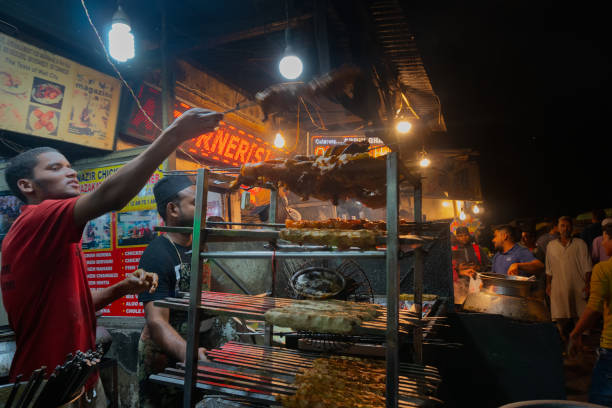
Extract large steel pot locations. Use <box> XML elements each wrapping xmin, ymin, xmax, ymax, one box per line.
<box><xmin>462</xmin><ymin>290</ymin><xmax>551</xmax><ymax>322</ymax></box>
<box><xmin>479</xmin><ymin>273</ymin><xmax>534</xmax><ymax>297</ymax></box>
<box><xmin>463</xmin><ymin>273</ymin><xmax>550</xmax><ymax>322</ymax></box>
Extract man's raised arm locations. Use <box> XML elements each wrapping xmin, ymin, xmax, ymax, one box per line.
<box><xmin>73</xmin><ymin>108</ymin><xmax>221</xmax><ymax>227</ymax></box>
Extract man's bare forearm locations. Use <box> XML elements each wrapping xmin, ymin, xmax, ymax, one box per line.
<box><xmin>148</xmin><ymin>319</ymin><xmax>187</xmax><ymax>362</ymax></box>
<box><xmin>76</xmin><ymin>130</ymin><xmax>179</xmax><ymax>224</ymax></box>
<box><xmin>571</xmin><ymin>307</ymin><xmax>601</xmax><ymax>338</ymax></box>
<box><xmin>518</xmin><ymin>259</ymin><xmax>545</xmax><ymax>273</ymax></box>
<box><xmin>74</xmin><ymin>109</ymin><xmax>222</xmax><ymax>226</ymax></box>
<box><xmin>91</xmin><ymin>281</ymin><xmax>128</xmax><ymax>311</ymax></box>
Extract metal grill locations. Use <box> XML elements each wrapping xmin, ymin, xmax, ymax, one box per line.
<box><xmin>150</xmin><ymin>342</ymin><xmax>442</xmax><ymax>407</ymax></box>
<box><xmin>154</xmin><ymin>291</ymin><xmax>445</xmax><ymax>336</ymax></box>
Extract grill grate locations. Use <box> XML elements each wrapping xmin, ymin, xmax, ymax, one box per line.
<box><xmin>150</xmin><ymin>342</ymin><xmax>442</xmax><ymax>407</ymax></box>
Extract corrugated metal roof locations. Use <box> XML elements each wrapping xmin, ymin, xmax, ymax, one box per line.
<box><xmin>369</xmin><ymin>0</ymin><xmax>446</xmax><ymax>131</ymax></box>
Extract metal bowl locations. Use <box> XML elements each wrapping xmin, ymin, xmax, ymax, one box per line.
<box><xmin>478</xmin><ymin>273</ymin><xmax>535</xmax><ymax>298</ymax></box>
<box><xmin>290</xmin><ymin>266</ymin><xmax>346</xmax><ymax>300</ymax></box>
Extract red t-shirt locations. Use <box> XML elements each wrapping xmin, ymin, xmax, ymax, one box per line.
<box><xmin>1</xmin><ymin>197</ymin><xmax>97</xmax><ymax>385</ymax></box>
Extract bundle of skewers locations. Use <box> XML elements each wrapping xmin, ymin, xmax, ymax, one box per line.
<box><xmin>1</xmin><ymin>345</ymin><xmax>105</xmax><ymax>408</ymax></box>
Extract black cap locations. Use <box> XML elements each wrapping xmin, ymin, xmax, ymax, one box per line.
<box><xmin>153</xmin><ymin>175</ymin><xmax>194</xmax><ymax>205</ymax></box>
<box><xmin>455</xmin><ymin>226</ymin><xmax>470</xmax><ymax>235</ymax></box>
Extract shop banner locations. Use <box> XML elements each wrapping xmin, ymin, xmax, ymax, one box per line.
<box><xmin>78</xmin><ymin>165</ymin><xmax>163</xmax><ymax>317</ymax></box>
<box><xmin>310</xmin><ymin>135</ymin><xmax>390</xmax><ymax>157</ymax></box>
<box><xmin>0</xmin><ymin>32</ymin><xmax>120</xmax><ymax>150</ymax></box>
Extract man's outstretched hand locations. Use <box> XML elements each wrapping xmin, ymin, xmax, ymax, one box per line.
<box><xmin>123</xmin><ymin>269</ymin><xmax>159</xmax><ymax>295</ymax></box>
<box><xmin>165</xmin><ymin>108</ymin><xmax>223</xmax><ymax>143</ymax></box>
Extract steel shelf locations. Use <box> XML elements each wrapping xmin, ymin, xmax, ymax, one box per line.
<box><xmin>200</xmin><ymin>250</ymin><xmax>386</xmax><ymax>259</ymax></box>
<box><xmin>177</xmin><ymin>154</ymin><xmax>426</xmax><ymax>408</ymax></box>
<box><xmin>155</xmin><ymin>226</ymin><xmax>430</xmax><ymax>246</ymax></box>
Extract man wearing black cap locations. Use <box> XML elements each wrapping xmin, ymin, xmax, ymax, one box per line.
<box><xmin>137</xmin><ymin>175</ymin><xmax>204</xmax><ymax>407</ymax></box>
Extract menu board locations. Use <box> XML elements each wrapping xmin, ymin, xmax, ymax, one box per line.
<box><xmin>0</xmin><ymin>32</ymin><xmax>120</xmax><ymax>150</ymax></box>
<box><xmin>78</xmin><ymin>164</ymin><xmax>224</xmax><ymax>317</ymax></box>
<box><xmin>78</xmin><ymin>164</ymin><xmax>163</xmax><ymax>317</ymax></box>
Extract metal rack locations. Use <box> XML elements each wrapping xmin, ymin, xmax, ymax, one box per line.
<box><xmin>157</xmin><ymin>152</ymin><xmax>425</xmax><ymax>408</ymax></box>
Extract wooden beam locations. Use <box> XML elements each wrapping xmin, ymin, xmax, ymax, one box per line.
<box><xmin>177</xmin><ymin>13</ymin><xmax>313</xmax><ymax>55</ymax></box>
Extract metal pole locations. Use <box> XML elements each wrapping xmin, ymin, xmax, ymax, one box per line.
<box><xmin>160</xmin><ymin>0</ymin><xmax>176</xmax><ymax>171</ymax></box>
<box><xmin>184</xmin><ymin>168</ymin><xmax>209</xmax><ymax>408</ymax></box>
<box><xmin>385</xmin><ymin>152</ymin><xmax>399</xmax><ymax>408</ymax></box>
<box><xmin>413</xmin><ymin>178</ymin><xmax>424</xmax><ymax>365</ymax></box>
<box><xmin>265</xmin><ymin>188</ymin><xmax>278</xmax><ymax>346</ymax></box>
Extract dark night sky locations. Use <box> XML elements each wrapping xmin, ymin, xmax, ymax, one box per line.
<box><xmin>403</xmin><ymin>1</ymin><xmax>611</xmax><ymax>223</ymax></box>
<box><xmin>1</xmin><ymin>1</ymin><xmax>607</xmax><ymax>223</ymax></box>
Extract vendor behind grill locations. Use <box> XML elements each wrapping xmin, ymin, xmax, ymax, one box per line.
<box><xmin>137</xmin><ymin>174</ymin><xmax>207</xmax><ymax>407</ymax></box>
<box><xmin>491</xmin><ymin>224</ymin><xmax>544</xmax><ymax>276</ymax></box>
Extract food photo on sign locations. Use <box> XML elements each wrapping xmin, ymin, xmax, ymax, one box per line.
<box><xmin>116</xmin><ymin>210</ymin><xmax>160</xmax><ymax>247</ymax></box>
<box><xmin>25</xmin><ymin>105</ymin><xmax>59</xmax><ymax>136</ymax></box>
<box><xmin>29</xmin><ymin>76</ymin><xmax>65</xmax><ymax>110</ymax></box>
<box><xmin>82</xmin><ymin>213</ymin><xmax>112</xmax><ymax>250</ymax></box>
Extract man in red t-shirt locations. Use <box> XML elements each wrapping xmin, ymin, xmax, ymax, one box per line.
<box><xmin>1</xmin><ymin>108</ymin><xmax>222</xmax><ymax>405</ymax></box>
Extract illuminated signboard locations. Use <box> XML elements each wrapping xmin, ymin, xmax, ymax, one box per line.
<box><xmin>311</xmin><ymin>135</ymin><xmax>390</xmax><ymax>158</ymax></box>
<box><xmin>124</xmin><ymin>84</ymin><xmax>283</xmax><ymax>166</ymax></box>
<box><xmin>185</xmin><ymin>121</ymin><xmax>275</xmax><ymax>166</ymax></box>
<box><xmin>0</xmin><ymin>32</ymin><xmax>120</xmax><ymax>150</ymax></box>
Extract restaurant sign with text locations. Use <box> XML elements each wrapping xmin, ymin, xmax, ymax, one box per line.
<box><xmin>0</xmin><ymin>32</ymin><xmax>120</xmax><ymax>150</ymax></box>
<box><xmin>310</xmin><ymin>135</ymin><xmax>390</xmax><ymax>157</ymax></box>
<box><xmin>78</xmin><ymin>165</ymin><xmax>163</xmax><ymax>317</ymax></box>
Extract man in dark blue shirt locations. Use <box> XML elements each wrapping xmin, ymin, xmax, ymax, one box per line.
<box><xmin>492</xmin><ymin>224</ymin><xmax>544</xmax><ymax>276</ymax></box>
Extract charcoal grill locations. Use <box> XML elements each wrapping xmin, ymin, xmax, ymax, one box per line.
<box><xmin>150</xmin><ymin>342</ymin><xmax>442</xmax><ymax>407</ymax></box>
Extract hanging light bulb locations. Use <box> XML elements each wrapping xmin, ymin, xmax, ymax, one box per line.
<box><xmin>279</xmin><ymin>47</ymin><xmax>303</xmax><ymax>80</ymax></box>
<box><xmin>396</xmin><ymin>120</ymin><xmax>412</xmax><ymax>134</ymax></box>
<box><xmin>108</xmin><ymin>5</ymin><xmax>135</xmax><ymax>62</ymax></box>
<box><xmin>274</xmin><ymin>132</ymin><xmax>286</xmax><ymax>148</ymax></box>
<box><xmin>472</xmin><ymin>204</ymin><xmax>480</xmax><ymax>214</ymax></box>
<box><xmin>459</xmin><ymin>210</ymin><xmax>467</xmax><ymax>221</ymax></box>
<box><xmin>442</xmin><ymin>201</ymin><xmax>450</xmax><ymax>208</ymax></box>
<box><xmin>418</xmin><ymin>150</ymin><xmax>430</xmax><ymax>168</ymax></box>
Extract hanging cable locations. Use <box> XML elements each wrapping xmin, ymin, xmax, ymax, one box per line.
<box><xmin>80</xmin><ymin>0</ymin><xmax>161</xmax><ymax>132</ymax></box>
<box><xmin>289</xmin><ymin>100</ymin><xmax>300</xmax><ymax>153</ymax></box>
<box><xmin>80</xmin><ymin>0</ymin><xmax>211</xmax><ymax>168</ymax></box>
<box><xmin>299</xmin><ymin>97</ymin><xmax>325</xmax><ymax>130</ymax></box>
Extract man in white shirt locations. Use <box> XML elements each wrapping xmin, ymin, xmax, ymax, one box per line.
<box><xmin>546</xmin><ymin>216</ymin><xmax>592</xmax><ymax>343</ymax></box>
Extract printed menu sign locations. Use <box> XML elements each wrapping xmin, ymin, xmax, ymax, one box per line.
<box><xmin>79</xmin><ymin>165</ymin><xmax>163</xmax><ymax>317</ymax></box>
<box><xmin>0</xmin><ymin>32</ymin><xmax>120</xmax><ymax>150</ymax></box>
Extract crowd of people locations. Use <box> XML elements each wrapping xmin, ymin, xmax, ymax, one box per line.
<box><xmin>451</xmin><ymin>210</ymin><xmax>612</xmax><ymax>406</ymax></box>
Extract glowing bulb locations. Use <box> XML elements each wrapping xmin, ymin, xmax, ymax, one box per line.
<box><xmin>274</xmin><ymin>132</ymin><xmax>285</xmax><ymax>148</ymax></box>
<box><xmin>473</xmin><ymin>204</ymin><xmax>480</xmax><ymax>214</ymax></box>
<box><xmin>419</xmin><ymin>157</ymin><xmax>430</xmax><ymax>168</ymax></box>
<box><xmin>442</xmin><ymin>201</ymin><xmax>450</xmax><ymax>208</ymax></box>
<box><xmin>108</xmin><ymin>22</ymin><xmax>135</xmax><ymax>62</ymax></box>
<box><xmin>396</xmin><ymin>120</ymin><xmax>412</xmax><ymax>134</ymax></box>
<box><xmin>459</xmin><ymin>211</ymin><xmax>467</xmax><ymax>221</ymax></box>
<box><xmin>279</xmin><ymin>55</ymin><xmax>303</xmax><ymax>79</ymax></box>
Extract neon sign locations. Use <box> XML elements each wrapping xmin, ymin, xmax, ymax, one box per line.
<box><xmin>124</xmin><ymin>84</ymin><xmax>284</xmax><ymax>166</ymax></box>
<box><xmin>185</xmin><ymin>121</ymin><xmax>275</xmax><ymax>166</ymax></box>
